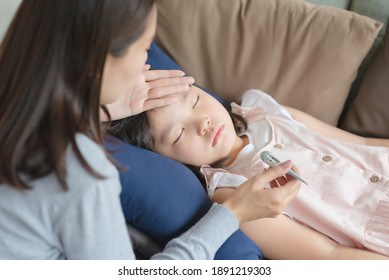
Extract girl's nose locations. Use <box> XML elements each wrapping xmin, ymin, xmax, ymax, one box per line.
<box><xmin>198</xmin><ymin>118</ymin><xmax>211</xmax><ymax>135</ymax></box>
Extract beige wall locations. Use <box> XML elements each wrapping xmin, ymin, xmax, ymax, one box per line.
<box><xmin>0</xmin><ymin>0</ymin><xmax>22</xmax><ymax>41</ymax></box>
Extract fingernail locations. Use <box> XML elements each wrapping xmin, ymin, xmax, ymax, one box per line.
<box><xmin>280</xmin><ymin>160</ymin><xmax>291</xmax><ymax>168</ymax></box>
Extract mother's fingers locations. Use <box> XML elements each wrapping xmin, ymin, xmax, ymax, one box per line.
<box><xmin>144</xmin><ymin>69</ymin><xmax>189</xmax><ymax>81</ymax></box>
<box><xmin>148</xmin><ymin>73</ymin><xmax>194</xmax><ymax>89</ymax></box>
<box><xmin>275</xmin><ymin>176</ymin><xmax>288</xmax><ymax>187</ymax></box>
<box><xmin>148</xmin><ymin>83</ymin><xmax>192</xmax><ymax>99</ymax></box>
<box><xmin>142</xmin><ymin>93</ymin><xmax>183</xmax><ymax>111</ymax></box>
<box><xmin>143</xmin><ymin>64</ymin><xmax>151</xmax><ymax>71</ymax></box>
<box><xmin>284</xmin><ymin>165</ymin><xmax>301</xmax><ymax>181</ymax></box>
<box><xmin>257</xmin><ymin>163</ymin><xmax>301</xmax><ymax>198</ymax></box>
<box><xmin>269</xmin><ymin>179</ymin><xmax>279</xmax><ymax>189</ymax></box>
<box><xmin>253</xmin><ymin>161</ymin><xmax>292</xmax><ymax>186</ymax></box>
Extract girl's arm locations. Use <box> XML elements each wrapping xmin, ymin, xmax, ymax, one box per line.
<box><xmin>241</xmin><ymin>214</ymin><xmax>388</xmax><ymax>260</ymax></box>
<box><xmin>213</xmin><ymin>187</ymin><xmax>388</xmax><ymax>260</ymax></box>
<box><xmin>283</xmin><ymin>106</ymin><xmax>389</xmax><ymax>147</ymax></box>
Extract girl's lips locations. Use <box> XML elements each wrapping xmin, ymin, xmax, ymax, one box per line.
<box><xmin>212</xmin><ymin>125</ymin><xmax>224</xmax><ymax>147</ymax></box>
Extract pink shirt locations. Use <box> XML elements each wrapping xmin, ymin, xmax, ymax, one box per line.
<box><xmin>201</xmin><ymin>89</ymin><xmax>389</xmax><ymax>256</ymax></box>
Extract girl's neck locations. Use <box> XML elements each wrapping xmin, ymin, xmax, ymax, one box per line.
<box><xmin>232</xmin><ymin>134</ymin><xmax>249</xmax><ymax>160</ymax></box>
<box><xmin>214</xmin><ymin>135</ymin><xmax>249</xmax><ymax>168</ymax></box>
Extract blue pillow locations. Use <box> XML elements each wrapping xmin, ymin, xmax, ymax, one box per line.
<box><xmin>104</xmin><ymin>42</ymin><xmax>263</xmax><ymax>260</ymax></box>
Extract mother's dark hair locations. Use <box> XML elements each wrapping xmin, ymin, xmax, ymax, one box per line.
<box><xmin>0</xmin><ymin>0</ymin><xmax>155</xmax><ymax>190</ymax></box>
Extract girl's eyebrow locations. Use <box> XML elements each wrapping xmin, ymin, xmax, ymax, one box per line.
<box><xmin>173</xmin><ymin>128</ymin><xmax>183</xmax><ymax>144</ymax></box>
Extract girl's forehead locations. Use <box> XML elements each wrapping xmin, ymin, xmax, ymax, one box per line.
<box><xmin>146</xmin><ymin>99</ymin><xmax>183</xmax><ymax>124</ymax></box>
<box><xmin>148</xmin><ymin>85</ymin><xmax>212</xmax><ymax>122</ymax></box>
<box><xmin>149</xmin><ymin>90</ymin><xmax>193</xmax><ymax>115</ymax></box>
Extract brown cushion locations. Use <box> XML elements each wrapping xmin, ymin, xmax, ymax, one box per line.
<box><xmin>340</xmin><ymin>17</ymin><xmax>389</xmax><ymax>138</ymax></box>
<box><xmin>156</xmin><ymin>0</ymin><xmax>382</xmax><ymax>125</ymax></box>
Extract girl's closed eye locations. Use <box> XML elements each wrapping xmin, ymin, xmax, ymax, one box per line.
<box><xmin>173</xmin><ymin>128</ymin><xmax>184</xmax><ymax>144</ymax></box>
<box><xmin>193</xmin><ymin>95</ymin><xmax>199</xmax><ymax>108</ymax></box>
<box><xmin>174</xmin><ymin>95</ymin><xmax>199</xmax><ymax>144</ymax></box>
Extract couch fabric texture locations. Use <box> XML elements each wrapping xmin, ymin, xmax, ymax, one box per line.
<box><xmin>156</xmin><ymin>0</ymin><xmax>389</xmax><ymax>135</ymax></box>
<box><xmin>342</xmin><ymin>17</ymin><xmax>389</xmax><ymax>138</ymax></box>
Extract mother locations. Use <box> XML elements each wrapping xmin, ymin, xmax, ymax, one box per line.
<box><xmin>0</xmin><ymin>0</ymin><xmax>300</xmax><ymax>259</ymax></box>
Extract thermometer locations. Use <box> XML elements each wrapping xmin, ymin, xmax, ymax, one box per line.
<box><xmin>260</xmin><ymin>151</ymin><xmax>308</xmax><ymax>186</ymax></box>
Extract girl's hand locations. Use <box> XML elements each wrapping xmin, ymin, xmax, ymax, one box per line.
<box><xmin>222</xmin><ymin>161</ymin><xmax>301</xmax><ymax>223</ymax></box>
<box><xmin>102</xmin><ymin>65</ymin><xmax>195</xmax><ymax>121</ymax></box>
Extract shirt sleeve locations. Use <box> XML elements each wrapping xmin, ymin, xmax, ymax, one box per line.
<box><xmin>55</xmin><ymin>175</ymin><xmax>136</xmax><ymax>260</ymax></box>
<box><xmin>231</xmin><ymin>89</ymin><xmax>293</xmax><ymax>123</ymax></box>
<box><xmin>151</xmin><ymin>203</ymin><xmax>239</xmax><ymax>260</ymax></box>
<box><xmin>200</xmin><ymin>165</ymin><xmax>247</xmax><ymax>197</ymax></box>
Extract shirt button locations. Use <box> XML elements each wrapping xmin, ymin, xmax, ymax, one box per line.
<box><xmin>273</xmin><ymin>144</ymin><xmax>282</xmax><ymax>149</ymax></box>
<box><xmin>322</xmin><ymin>155</ymin><xmax>332</xmax><ymax>162</ymax></box>
<box><xmin>370</xmin><ymin>176</ymin><xmax>379</xmax><ymax>183</ymax></box>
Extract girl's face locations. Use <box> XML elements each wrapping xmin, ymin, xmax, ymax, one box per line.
<box><xmin>100</xmin><ymin>5</ymin><xmax>157</xmax><ymax>105</ymax></box>
<box><xmin>147</xmin><ymin>86</ymin><xmax>243</xmax><ymax>167</ymax></box>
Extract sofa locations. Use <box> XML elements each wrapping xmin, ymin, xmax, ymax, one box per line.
<box><xmin>155</xmin><ymin>0</ymin><xmax>389</xmax><ymax>138</ymax></box>
<box><xmin>1</xmin><ymin>0</ymin><xmax>388</xmax><ymax>260</ymax></box>
<box><xmin>2</xmin><ymin>0</ymin><xmax>387</xmax><ymax>132</ymax></box>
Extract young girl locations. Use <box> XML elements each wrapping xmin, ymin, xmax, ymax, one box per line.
<box><xmin>109</xmin><ymin>85</ymin><xmax>389</xmax><ymax>259</ymax></box>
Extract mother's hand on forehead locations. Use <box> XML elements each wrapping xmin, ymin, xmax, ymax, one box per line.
<box><xmin>102</xmin><ymin>64</ymin><xmax>195</xmax><ymax>122</ymax></box>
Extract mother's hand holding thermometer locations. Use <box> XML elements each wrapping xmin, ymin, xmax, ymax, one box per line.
<box><xmin>260</xmin><ymin>151</ymin><xmax>308</xmax><ymax>186</ymax></box>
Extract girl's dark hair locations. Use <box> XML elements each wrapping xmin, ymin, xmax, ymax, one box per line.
<box><xmin>109</xmin><ymin>108</ymin><xmax>248</xmax><ymax>176</ymax></box>
<box><xmin>110</xmin><ymin>112</ymin><xmax>155</xmax><ymax>151</ymax></box>
<box><xmin>0</xmin><ymin>0</ymin><xmax>155</xmax><ymax>190</ymax></box>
